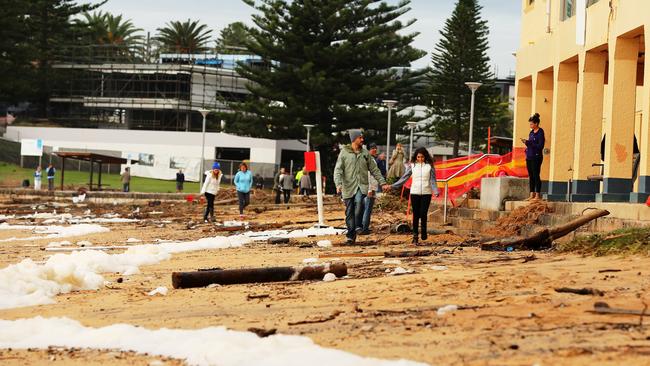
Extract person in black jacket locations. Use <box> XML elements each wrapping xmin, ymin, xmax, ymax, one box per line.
<box><xmin>176</xmin><ymin>169</ymin><xmax>185</xmax><ymax>193</ymax></box>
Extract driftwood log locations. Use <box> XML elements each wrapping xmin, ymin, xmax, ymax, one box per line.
<box><xmin>481</xmin><ymin>209</ymin><xmax>610</xmax><ymax>251</ymax></box>
<box><xmin>172</xmin><ymin>263</ymin><xmax>347</xmax><ymax>289</ymax></box>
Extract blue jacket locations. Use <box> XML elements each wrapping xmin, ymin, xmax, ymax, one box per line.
<box><xmin>234</xmin><ymin>170</ymin><xmax>253</xmax><ymax>193</ymax></box>
<box><xmin>525</xmin><ymin>128</ymin><xmax>545</xmax><ymax>159</ymax></box>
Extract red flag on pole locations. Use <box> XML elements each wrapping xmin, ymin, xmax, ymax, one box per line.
<box><xmin>304</xmin><ymin>151</ymin><xmax>317</xmax><ymax>172</ymax></box>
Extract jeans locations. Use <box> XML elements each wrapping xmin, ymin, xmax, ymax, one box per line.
<box><xmin>344</xmin><ymin>189</ymin><xmax>366</xmax><ymax>240</ymax></box>
<box><xmin>411</xmin><ymin>194</ymin><xmax>432</xmax><ymax>240</ymax></box>
<box><xmin>204</xmin><ymin>192</ymin><xmax>215</xmax><ymax>220</ymax></box>
<box><xmin>283</xmin><ymin>189</ymin><xmax>291</xmax><ymax>204</ymax></box>
<box><xmin>123</xmin><ymin>183</ymin><xmax>130</xmax><ymax>192</ymax></box>
<box><xmin>359</xmin><ymin>194</ymin><xmax>375</xmax><ymax>232</ymax></box>
<box><xmin>237</xmin><ymin>191</ymin><xmax>250</xmax><ymax>214</ymax></box>
<box><xmin>48</xmin><ymin>179</ymin><xmax>54</xmax><ymax>191</ymax></box>
<box><xmin>526</xmin><ymin>157</ymin><xmax>543</xmax><ymax>193</ymax></box>
<box><xmin>275</xmin><ymin>189</ymin><xmax>282</xmax><ymax>204</ymax></box>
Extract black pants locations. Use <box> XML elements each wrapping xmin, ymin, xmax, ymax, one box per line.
<box><xmin>526</xmin><ymin>157</ymin><xmax>543</xmax><ymax>193</ymax></box>
<box><xmin>204</xmin><ymin>192</ymin><xmax>215</xmax><ymax>220</ymax></box>
<box><xmin>411</xmin><ymin>194</ymin><xmax>432</xmax><ymax>240</ymax></box>
<box><xmin>237</xmin><ymin>191</ymin><xmax>250</xmax><ymax>214</ymax></box>
<box><xmin>275</xmin><ymin>189</ymin><xmax>282</xmax><ymax>204</ymax></box>
<box><xmin>283</xmin><ymin>189</ymin><xmax>291</xmax><ymax>204</ymax></box>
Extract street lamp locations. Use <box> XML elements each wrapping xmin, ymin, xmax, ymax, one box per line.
<box><xmin>406</xmin><ymin>121</ymin><xmax>418</xmax><ymax>158</ymax></box>
<box><xmin>465</xmin><ymin>82</ymin><xmax>482</xmax><ymax>157</ymax></box>
<box><xmin>198</xmin><ymin>108</ymin><xmax>211</xmax><ymax>190</ymax></box>
<box><xmin>303</xmin><ymin>124</ymin><xmax>315</xmax><ymax>152</ymax></box>
<box><xmin>382</xmin><ymin>99</ymin><xmax>398</xmax><ymax>163</ymax></box>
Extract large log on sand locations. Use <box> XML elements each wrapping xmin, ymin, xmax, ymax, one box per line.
<box><xmin>481</xmin><ymin>209</ymin><xmax>610</xmax><ymax>251</ymax></box>
<box><xmin>172</xmin><ymin>263</ymin><xmax>347</xmax><ymax>289</ymax></box>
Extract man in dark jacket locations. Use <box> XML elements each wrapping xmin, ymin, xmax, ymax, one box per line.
<box><xmin>176</xmin><ymin>169</ymin><xmax>185</xmax><ymax>192</ymax></box>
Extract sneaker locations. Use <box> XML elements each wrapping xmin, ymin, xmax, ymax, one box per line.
<box><xmin>203</xmin><ymin>219</ymin><xmax>209</xmax><ymax>223</ymax></box>
<box><xmin>421</xmin><ymin>233</ymin><xmax>428</xmax><ymax>241</ymax></box>
<box><xmin>358</xmin><ymin>230</ymin><xmax>371</xmax><ymax>236</ymax></box>
<box><xmin>411</xmin><ymin>237</ymin><xmax>419</xmax><ymax>245</ymax></box>
<box><xmin>345</xmin><ymin>237</ymin><xmax>356</xmax><ymax>245</ymax></box>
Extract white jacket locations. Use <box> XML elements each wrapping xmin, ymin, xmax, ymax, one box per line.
<box><xmin>392</xmin><ymin>162</ymin><xmax>439</xmax><ymax>196</ymax></box>
<box><xmin>201</xmin><ymin>171</ymin><xmax>222</xmax><ymax>195</ymax></box>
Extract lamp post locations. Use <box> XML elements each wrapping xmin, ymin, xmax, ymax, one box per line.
<box><xmin>382</xmin><ymin>99</ymin><xmax>398</xmax><ymax>163</ymax></box>
<box><xmin>198</xmin><ymin>108</ymin><xmax>210</xmax><ymax>190</ymax></box>
<box><xmin>303</xmin><ymin>124</ymin><xmax>315</xmax><ymax>152</ymax></box>
<box><xmin>464</xmin><ymin>82</ymin><xmax>482</xmax><ymax>157</ymax></box>
<box><xmin>406</xmin><ymin>121</ymin><xmax>417</xmax><ymax>158</ymax></box>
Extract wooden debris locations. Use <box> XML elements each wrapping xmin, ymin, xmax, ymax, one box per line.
<box><xmin>172</xmin><ymin>263</ymin><xmax>347</xmax><ymax>289</ymax></box>
<box><xmin>481</xmin><ymin>209</ymin><xmax>610</xmax><ymax>251</ymax></box>
<box><xmin>479</xmin><ymin>254</ymin><xmax>537</xmax><ymax>264</ymax></box>
<box><xmin>268</xmin><ymin>237</ymin><xmax>290</xmax><ymax>244</ymax></box>
<box><xmin>248</xmin><ymin>327</ymin><xmax>277</xmax><ymax>337</ymax></box>
<box><xmin>288</xmin><ymin>310</ymin><xmax>342</xmax><ymax>326</ymax></box>
<box><xmin>247</xmin><ymin>293</ymin><xmax>270</xmax><ymax>300</ymax></box>
<box><xmin>555</xmin><ymin>287</ymin><xmax>605</xmax><ymax>296</ymax></box>
<box><xmin>587</xmin><ymin>302</ymin><xmax>649</xmax><ymax>319</ymax></box>
<box><xmin>598</xmin><ymin>269</ymin><xmax>622</xmax><ymax>273</ymax></box>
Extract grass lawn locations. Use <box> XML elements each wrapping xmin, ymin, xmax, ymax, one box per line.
<box><xmin>0</xmin><ymin>162</ymin><xmax>201</xmax><ymax>193</ymax></box>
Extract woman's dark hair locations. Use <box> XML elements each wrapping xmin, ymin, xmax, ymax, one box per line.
<box><xmin>529</xmin><ymin>113</ymin><xmax>540</xmax><ymax>124</ymax></box>
<box><xmin>411</xmin><ymin>147</ymin><xmax>434</xmax><ymax>165</ymax></box>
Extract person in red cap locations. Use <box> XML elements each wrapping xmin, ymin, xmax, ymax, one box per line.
<box><xmin>201</xmin><ymin>162</ymin><xmax>222</xmax><ymax>223</ymax></box>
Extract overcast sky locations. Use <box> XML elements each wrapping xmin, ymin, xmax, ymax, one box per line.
<box><xmin>89</xmin><ymin>0</ymin><xmax>521</xmax><ymax>77</ymax></box>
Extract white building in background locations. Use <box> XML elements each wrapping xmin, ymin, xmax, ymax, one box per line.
<box><xmin>5</xmin><ymin>126</ymin><xmax>305</xmax><ymax>182</ymax></box>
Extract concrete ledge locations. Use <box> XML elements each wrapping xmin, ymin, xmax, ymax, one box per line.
<box><xmin>480</xmin><ymin>177</ymin><xmax>529</xmax><ymax>211</ymax></box>
<box><xmin>0</xmin><ymin>188</ymin><xmax>190</xmax><ymax>203</ymax></box>
<box><xmin>505</xmin><ymin>200</ymin><xmax>650</xmax><ymax>222</ymax></box>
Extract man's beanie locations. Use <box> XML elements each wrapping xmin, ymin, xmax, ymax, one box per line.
<box><xmin>349</xmin><ymin>129</ymin><xmax>363</xmax><ymax>143</ymax></box>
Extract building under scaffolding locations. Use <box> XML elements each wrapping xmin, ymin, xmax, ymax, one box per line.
<box><xmin>50</xmin><ymin>45</ymin><xmax>260</xmax><ymax>131</ymax></box>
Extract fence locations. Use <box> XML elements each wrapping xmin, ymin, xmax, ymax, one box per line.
<box><xmin>0</xmin><ymin>138</ymin><xmax>280</xmax><ymax>187</ymax></box>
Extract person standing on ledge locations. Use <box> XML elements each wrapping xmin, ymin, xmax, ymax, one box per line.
<box><xmin>521</xmin><ymin>113</ymin><xmax>545</xmax><ymax>200</ymax></box>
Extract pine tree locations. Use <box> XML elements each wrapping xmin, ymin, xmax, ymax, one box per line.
<box><xmin>25</xmin><ymin>0</ymin><xmax>104</xmax><ymax>117</ymax></box>
<box><xmin>428</xmin><ymin>0</ymin><xmax>505</xmax><ymax>157</ymax></box>
<box><xmin>215</xmin><ymin>22</ymin><xmax>253</xmax><ymax>54</ymax></box>
<box><xmin>231</xmin><ymin>0</ymin><xmax>425</xmax><ymax>185</ymax></box>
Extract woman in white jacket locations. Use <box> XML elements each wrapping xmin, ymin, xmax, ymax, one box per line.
<box><xmin>200</xmin><ymin>162</ymin><xmax>222</xmax><ymax>223</ymax></box>
<box><xmin>391</xmin><ymin>147</ymin><xmax>439</xmax><ymax>244</ymax></box>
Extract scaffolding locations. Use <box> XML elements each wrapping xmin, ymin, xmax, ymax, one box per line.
<box><xmin>49</xmin><ymin>45</ymin><xmax>260</xmax><ymax>131</ymax></box>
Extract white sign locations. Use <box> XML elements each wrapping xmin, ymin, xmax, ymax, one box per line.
<box><xmin>20</xmin><ymin>139</ymin><xmax>44</xmax><ymax>157</ymax></box>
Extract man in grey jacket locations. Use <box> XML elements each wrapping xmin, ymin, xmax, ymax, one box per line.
<box><xmin>334</xmin><ymin>130</ymin><xmax>389</xmax><ymax>244</ymax></box>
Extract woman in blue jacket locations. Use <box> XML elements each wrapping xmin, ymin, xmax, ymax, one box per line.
<box><xmin>234</xmin><ymin>162</ymin><xmax>253</xmax><ymax>217</ymax></box>
<box><xmin>520</xmin><ymin>113</ymin><xmax>545</xmax><ymax>200</ymax></box>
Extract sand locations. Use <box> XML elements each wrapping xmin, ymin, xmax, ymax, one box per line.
<box><xmin>0</xmin><ymin>196</ymin><xmax>649</xmax><ymax>365</ymax></box>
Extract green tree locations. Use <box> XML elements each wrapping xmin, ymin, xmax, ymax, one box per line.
<box><xmin>231</xmin><ymin>0</ymin><xmax>425</xmax><ymax>183</ymax></box>
<box><xmin>156</xmin><ymin>19</ymin><xmax>212</xmax><ymax>54</ymax></box>
<box><xmin>215</xmin><ymin>22</ymin><xmax>253</xmax><ymax>53</ymax></box>
<box><xmin>24</xmin><ymin>0</ymin><xmax>104</xmax><ymax>116</ymax></box>
<box><xmin>427</xmin><ymin>0</ymin><xmax>506</xmax><ymax>157</ymax></box>
<box><xmin>0</xmin><ymin>0</ymin><xmax>33</xmax><ymax>104</ymax></box>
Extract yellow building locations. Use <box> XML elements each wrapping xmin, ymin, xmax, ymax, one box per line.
<box><xmin>514</xmin><ymin>0</ymin><xmax>649</xmax><ymax>202</ymax></box>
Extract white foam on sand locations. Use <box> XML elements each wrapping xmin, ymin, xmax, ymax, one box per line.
<box><xmin>0</xmin><ymin>317</ymin><xmax>426</xmax><ymax>366</ymax></box>
<box><xmin>0</xmin><ymin>226</ymin><xmax>341</xmax><ymax>310</ymax></box>
<box><xmin>0</xmin><ymin>224</ymin><xmax>110</xmax><ymax>242</ymax></box>
<box><xmin>244</xmin><ymin>226</ymin><xmax>345</xmax><ymax>241</ymax></box>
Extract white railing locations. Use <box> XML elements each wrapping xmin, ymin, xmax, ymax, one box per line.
<box><xmin>438</xmin><ymin>154</ymin><xmax>501</xmax><ymax>224</ymax></box>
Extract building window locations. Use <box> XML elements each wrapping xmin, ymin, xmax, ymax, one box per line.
<box><xmin>562</xmin><ymin>0</ymin><xmax>575</xmax><ymax>20</ymax></box>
